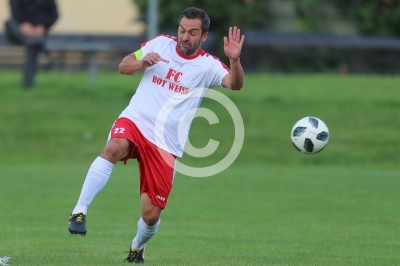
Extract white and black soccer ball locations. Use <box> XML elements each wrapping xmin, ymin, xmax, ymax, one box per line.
<box><xmin>290</xmin><ymin>117</ymin><xmax>329</xmax><ymax>154</ymax></box>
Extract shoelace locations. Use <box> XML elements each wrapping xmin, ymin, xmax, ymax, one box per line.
<box><xmin>74</xmin><ymin>213</ymin><xmax>85</xmax><ymax>223</ymax></box>
<box><xmin>125</xmin><ymin>249</ymin><xmax>143</xmax><ymax>262</ymax></box>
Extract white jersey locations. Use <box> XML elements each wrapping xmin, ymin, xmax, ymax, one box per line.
<box><xmin>119</xmin><ymin>35</ymin><xmax>230</xmax><ymax>157</ymax></box>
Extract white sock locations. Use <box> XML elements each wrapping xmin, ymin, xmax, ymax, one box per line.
<box><xmin>72</xmin><ymin>156</ymin><xmax>114</xmax><ymax>215</ymax></box>
<box><xmin>131</xmin><ymin>217</ymin><xmax>161</xmax><ymax>249</ymax></box>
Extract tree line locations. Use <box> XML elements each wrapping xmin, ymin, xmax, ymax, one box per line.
<box><xmin>133</xmin><ymin>0</ymin><xmax>400</xmax><ymax>37</ymax></box>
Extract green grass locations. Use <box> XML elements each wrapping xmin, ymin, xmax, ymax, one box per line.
<box><xmin>1</xmin><ymin>165</ymin><xmax>399</xmax><ymax>265</ymax></box>
<box><xmin>0</xmin><ymin>70</ymin><xmax>400</xmax><ymax>265</ymax></box>
<box><xmin>1</xmin><ymin>71</ymin><xmax>400</xmax><ymax>167</ymax></box>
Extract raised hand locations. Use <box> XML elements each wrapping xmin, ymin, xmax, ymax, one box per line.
<box><xmin>223</xmin><ymin>27</ymin><xmax>245</xmax><ymax>61</ymax></box>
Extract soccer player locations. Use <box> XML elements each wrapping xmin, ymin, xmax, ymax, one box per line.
<box><xmin>68</xmin><ymin>7</ymin><xmax>244</xmax><ymax>263</ymax></box>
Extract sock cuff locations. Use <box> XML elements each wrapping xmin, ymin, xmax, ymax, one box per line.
<box><xmin>139</xmin><ymin>217</ymin><xmax>161</xmax><ymax>231</ymax></box>
<box><xmin>92</xmin><ymin>156</ymin><xmax>114</xmax><ymax>173</ymax></box>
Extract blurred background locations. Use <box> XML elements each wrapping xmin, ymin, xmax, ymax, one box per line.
<box><xmin>1</xmin><ymin>0</ymin><xmax>400</xmax><ymax>74</ymax></box>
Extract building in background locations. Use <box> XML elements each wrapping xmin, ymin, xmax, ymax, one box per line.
<box><xmin>0</xmin><ymin>0</ymin><xmax>145</xmax><ymax>35</ymax></box>
<box><xmin>0</xmin><ymin>0</ymin><xmax>147</xmax><ymax>73</ymax></box>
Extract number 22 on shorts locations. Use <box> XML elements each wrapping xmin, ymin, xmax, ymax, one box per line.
<box><xmin>114</xmin><ymin>127</ymin><xmax>125</xmax><ymax>134</ymax></box>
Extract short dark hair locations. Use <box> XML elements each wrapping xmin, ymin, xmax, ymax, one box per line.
<box><xmin>178</xmin><ymin>7</ymin><xmax>210</xmax><ymax>33</ymax></box>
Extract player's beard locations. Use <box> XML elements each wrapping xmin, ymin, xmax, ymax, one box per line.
<box><xmin>178</xmin><ymin>39</ymin><xmax>201</xmax><ymax>56</ymax></box>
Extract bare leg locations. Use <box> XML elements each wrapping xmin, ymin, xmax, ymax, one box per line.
<box><xmin>130</xmin><ymin>193</ymin><xmax>162</xmax><ymax>249</ymax></box>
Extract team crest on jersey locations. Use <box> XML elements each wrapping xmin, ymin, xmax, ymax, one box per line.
<box><xmin>151</xmin><ymin>67</ymin><xmax>189</xmax><ymax>94</ymax></box>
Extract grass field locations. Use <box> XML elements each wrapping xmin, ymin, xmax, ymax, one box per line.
<box><xmin>0</xmin><ymin>70</ymin><xmax>400</xmax><ymax>265</ymax></box>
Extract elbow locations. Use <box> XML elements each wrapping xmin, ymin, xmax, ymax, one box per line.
<box><xmin>227</xmin><ymin>75</ymin><xmax>244</xmax><ymax>91</ymax></box>
<box><xmin>118</xmin><ymin>63</ymin><xmax>126</xmax><ymax>74</ymax></box>
<box><xmin>230</xmin><ymin>83</ymin><xmax>243</xmax><ymax>91</ymax></box>
<box><xmin>118</xmin><ymin>63</ymin><xmax>132</xmax><ymax>75</ymax></box>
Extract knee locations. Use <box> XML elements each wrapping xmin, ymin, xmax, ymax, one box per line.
<box><xmin>142</xmin><ymin>209</ymin><xmax>160</xmax><ymax>226</ymax></box>
<box><xmin>101</xmin><ymin>138</ymin><xmax>130</xmax><ymax>163</ymax></box>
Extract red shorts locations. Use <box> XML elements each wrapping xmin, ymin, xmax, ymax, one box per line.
<box><xmin>109</xmin><ymin>117</ymin><xmax>177</xmax><ymax>209</ymax></box>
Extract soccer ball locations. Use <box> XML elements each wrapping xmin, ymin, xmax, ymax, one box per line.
<box><xmin>290</xmin><ymin>116</ymin><xmax>329</xmax><ymax>154</ymax></box>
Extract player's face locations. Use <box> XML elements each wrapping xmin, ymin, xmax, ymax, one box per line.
<box><xmin>177</xmin><ymin>17</ymin><xmax>208</xmax><ymax>56</ymax></box>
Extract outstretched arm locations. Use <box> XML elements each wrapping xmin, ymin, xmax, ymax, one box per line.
<box><xmin>119</xmin><ymin>52</ymin><xmax>161</xmax><ymax>75</ymax></box>
<box><xmin>221</xmin><ymin>27</ymin><xmax>245</xmax><ymax>90</ymax></box>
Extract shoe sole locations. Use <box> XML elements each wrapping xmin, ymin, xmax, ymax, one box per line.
<box><xmin>68</xmin><ymin>229</ymin><xmax>87</xmax><ymax>236</ymax></box>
